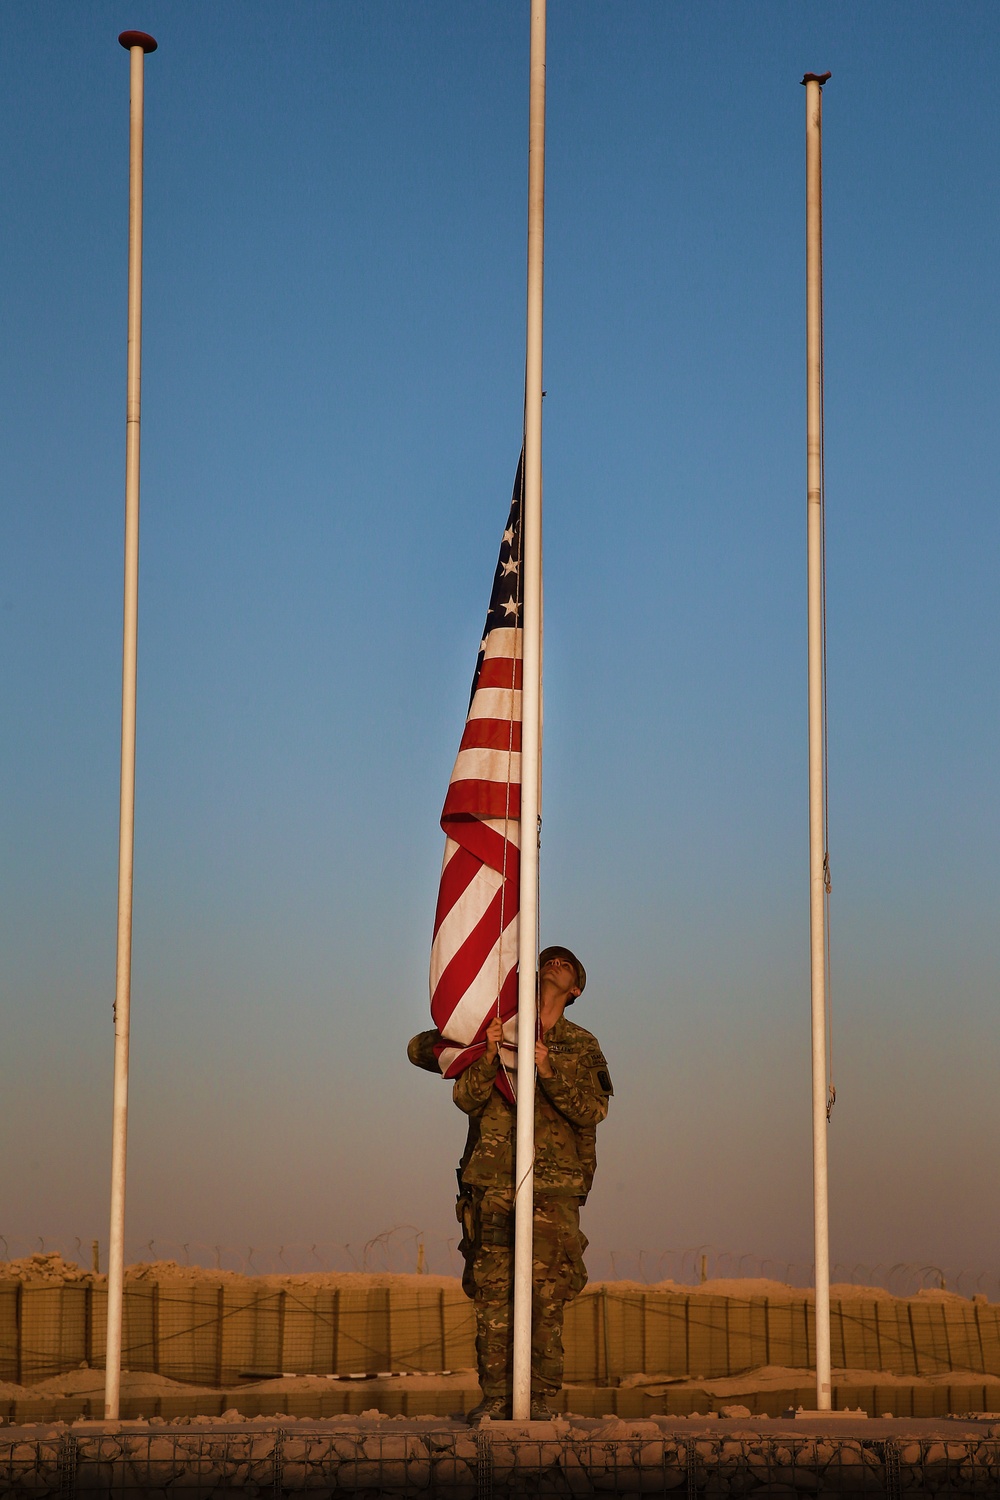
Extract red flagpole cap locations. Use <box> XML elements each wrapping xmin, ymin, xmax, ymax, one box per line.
<box><xmin>119</xmin><ymin>31</ymin><xmax>158</xmax><ymax>52</ymax></box>
<box><xmin>800</xmin><ymin>71</ymin><xmax>831</xmax><ymax>86</ymax></box>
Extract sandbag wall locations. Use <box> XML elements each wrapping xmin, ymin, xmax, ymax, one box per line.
<box><xmin>1</xmin><ymin>1277</ymin><xmax>998</xmax><ymax>1387</ymax></box>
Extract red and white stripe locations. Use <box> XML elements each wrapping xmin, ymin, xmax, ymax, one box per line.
<box><xmin>430</xmin><ymin>626</ymin><xmax>522</xmax><ymax>1079</ymax></box>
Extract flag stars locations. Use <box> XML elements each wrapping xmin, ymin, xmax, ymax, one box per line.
<box><xmin>466</xmin><ymin>475</ymin><xmax>523</xmax><ymax>707</ymax></box>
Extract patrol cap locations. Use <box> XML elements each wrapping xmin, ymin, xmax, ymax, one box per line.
<box><xmin>539</xmin><ymin>945</ymin><xmax>586</xmax><ymax>1000</ymax></box>
<box><xmin>407</xmin><ymin>1029</ymin><xmax>443</xmax><ymax>1073</ymax></box>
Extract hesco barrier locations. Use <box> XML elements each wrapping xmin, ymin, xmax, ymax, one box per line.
<box><xmin>564</xmin><ymin>1288</ymin><xmax>1000</xmax><ymax>1385</ymax></box>
<box><xmin>1</xmin><ymin>1277</ymin><xmax>999</xmax><ymax>1387</ymax></box>
<box><xmin>0</xmin><ymin>1280</ymin><xmax>475</xmax><ymax>1387</ymax></box>
<box><xmin>1</xmin><ymin>1425</ymin><xmax>1000</xmax><ymax>1498</ymax></box>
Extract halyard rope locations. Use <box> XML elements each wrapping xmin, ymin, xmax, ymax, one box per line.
<box><xmin>819</xmin><ymin>174</ymin><xmax>835</xmax><ymax>1121</ymax></box>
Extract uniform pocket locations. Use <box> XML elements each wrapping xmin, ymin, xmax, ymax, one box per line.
<box><xmin>566</xmin><ymin>1224</ymin><xmax>589</xmax><ymax>1298</ymax></box>
<box><xmin>550</xmin><ymin>1053</ymin><xmax>579</xmax><ymax>1086</ymax></box>
<box><xmin>479</xmin><ymin>1209</ymin><xmax>514</xmax><ymax>1248</ymax></box>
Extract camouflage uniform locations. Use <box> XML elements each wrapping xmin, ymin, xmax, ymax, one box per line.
<box><xmin>452</xmin><ymin>1015</ymin><xmax>612</xmax><ymax>1404</ymax></box>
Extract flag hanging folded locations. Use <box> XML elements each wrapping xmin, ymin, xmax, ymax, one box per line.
<box><xmin>429</xmin><ymin>458</ymin><xmax>524</xmax><ymax>1088</ymax></box>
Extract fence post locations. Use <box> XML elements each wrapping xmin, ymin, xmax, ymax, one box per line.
<box><xmin>881</xmin><ymin>1438</ymin><xmax>902</xmax><ymax>1500</ymax></box>
<box><xmin>475</xmin><ymin>1426</ymin><xmax>493</xmax><ymax>1495</ymax></box>
<box><xmin>601</xmin><ymin>1288</ymin><xmax>610</xmax><ymax>1385</ymax></box>
<box><xmin>907</xmin><ymin>1302</ymin><xmax>921</xmax><ymax>1377</ymax></box>
<box><xmin>874</xmin><ymin>1299</ymin><xmax>886</xmax><ymax>1372</ymax></box>
<box><xmin>803</xmin><ymin>1295</ymin><xmax>813</xmax><ymax>1368</ymax></box>
<box><xmin>84</xmin><ymin>1284</ymin><xmax>94</xmax><ymax>1370</ymax></box>
<box><xmin>272</xmin><ymin>1426</ymin><xmax>284</xmax><ymax>1500</ymax></box>
<box><xmin>276</xmin><ymin>1290</ymin><xmax>287</xmax><ymax>1373</ymax></box>
<box><xmin>214</xmin><ymin>1286</ymin><xmax>224</xmax><ymax>1387</ymax></box>
<box><xmin>973</xmin><ymin>1301</ymin><xmax>989</xmax><ymax>1373</ymax></box>
<box><xmin>152</xmin><ymin>1282</ymin><xmax>160</xmax><ymax>1374</ymax></box>
<box><xmin>58</xmin><ymin>1431</ymin><xmax>78</xmax><ymax>1500</ymax></box>
<box><xmin>438</xmin><ymin>1288</ymin><xmax>446</xmax><ymax>1370</ymax></box>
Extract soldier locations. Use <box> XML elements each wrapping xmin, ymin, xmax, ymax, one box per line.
<box><xmin>408</xmin><ymin>946</ymin><xmax>612</xmax><ymax>1423</ymax></box>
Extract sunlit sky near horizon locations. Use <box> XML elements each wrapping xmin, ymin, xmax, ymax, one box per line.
<box><xmin>2</xmin><ymin>1</ymin><xmax>998</xmax><ymax>1286</ymax></box>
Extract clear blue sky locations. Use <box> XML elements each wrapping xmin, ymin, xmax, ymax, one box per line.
<box><xmin>2</xmin><ymin>2</ymin><xmax>997</xmax><ymax>1284</ymax></box>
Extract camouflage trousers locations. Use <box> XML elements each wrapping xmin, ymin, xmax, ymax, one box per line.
<box><xmin>458</xmin><ymin>1185</ymin><xmax>588</xmax><ymax>1402</ymax></box>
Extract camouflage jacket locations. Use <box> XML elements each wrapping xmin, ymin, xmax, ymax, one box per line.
<box><xmin>452</xmin><ymin>1015</ymin><xmax>612</xmax><ymax>1199</ymax></box>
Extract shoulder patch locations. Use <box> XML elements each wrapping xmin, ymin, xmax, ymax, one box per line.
<box><xmin>592</xmin><ymin>1065</ymin><xmax>614</xmax><ymax>1097</ymax></box>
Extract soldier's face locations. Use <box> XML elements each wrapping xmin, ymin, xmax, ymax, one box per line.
<box><xmin>540</xmin><ymin>953</ymin><xmax>581</xmax><ymax>1000</ymax></box>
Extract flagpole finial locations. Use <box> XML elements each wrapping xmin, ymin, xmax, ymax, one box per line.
<box><xmin>118</xmin><ymin>30</ymin><xmax>158</xmax><ymax>52</ymax></box>
<box><xmin>801</xmin><ymin>71</ymin><xmax>831</xmax><ymax>86</ymax></box>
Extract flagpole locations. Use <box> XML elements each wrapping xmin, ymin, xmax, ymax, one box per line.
<box><xmin>512</xmin><ymin>0</ymin><xmax>546</xmax><ymax>1422</ymax></box>
<box><xmin>105</xmin><ymin>27</ymin><xmax>157</xmax><ymax>1423</ymax></box>
<box><xmin>803</xmin><ymin>68</ymin><xmax>832</xmax><ymax>1414</ymax></box>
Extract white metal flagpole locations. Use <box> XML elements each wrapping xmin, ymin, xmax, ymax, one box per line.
<box><xmin>803</xmin><ymin>68</ymin><xmax>832</xmax><ymax>1415</ymax></box>
<box><xmin>105</xmin><ymin>27</ymin><xmax>157</xmax><ymax>1423</ymax></box>
<box><xmin>512</xmin><ymin>0</ymin><xmax>547</xmax><ymax>1423</ymax></box>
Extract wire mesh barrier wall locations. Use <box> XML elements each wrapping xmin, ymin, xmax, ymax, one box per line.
<box><xmin>0</xmin><ymin>1279</ymin><xmax>477</xmax><ymax>1386</ymax></box>
<box><xmin>2</xmin><ymin>1426</ymin><xmax>1000</xmax><ymax>1497</ymax></box>
<box><xmin>563</xmin><ymin>1288</ymin><xmax>1000</xmax><ymax>1385</ymax></box>
<box><xmin>2</xmin><ymin>1274</ymin><xmax>1000</xmax><ymax>1409</ymax></box>
<box><xmin>2</xmin><ymin>1278</ymin><xmax>1000</xmax><ymax>1385</ymax></box>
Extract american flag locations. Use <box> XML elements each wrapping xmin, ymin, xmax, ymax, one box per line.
<box><xmin>429</xmin><ymin>458</ymin><xmax>524</xmax><ymax>1087</ymax></box>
